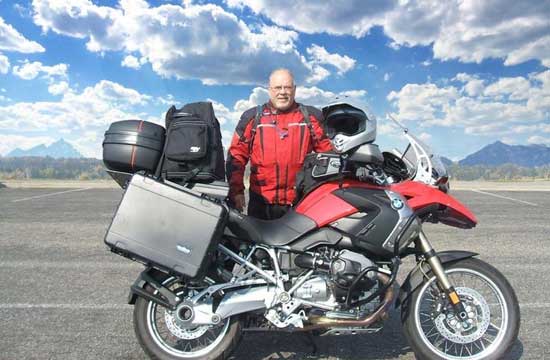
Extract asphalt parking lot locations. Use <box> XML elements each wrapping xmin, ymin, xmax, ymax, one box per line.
<box><xmin>0</xmin><ymin>186</ymin><xmax>549</xmax><ymax>359</ymax></box>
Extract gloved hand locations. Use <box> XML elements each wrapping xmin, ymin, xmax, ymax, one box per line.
<box><xmin>232</xmin><ymin>194</ymin><xmax>246</xmax><ymax>212</ymax></box>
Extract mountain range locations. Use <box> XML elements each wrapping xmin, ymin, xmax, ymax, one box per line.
<box><xmin>3</xmin><ymin>139</ymin><xmax>550</xmax><ymax>167</ymax></box>
<box><xmin>6</xmin><ymin>139</ymin><xmax>82</xmax><ymax>159</ymax></box>
<box><xmin>458</xmin><ymin>141</ymin><xmax>550</xmax><ymax>167</ymax></box>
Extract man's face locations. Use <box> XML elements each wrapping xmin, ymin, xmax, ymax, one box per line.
<box><xmin>269</xmin><ymin>71</ymin><xmax>296</xmax><ymax>111</ymax></box>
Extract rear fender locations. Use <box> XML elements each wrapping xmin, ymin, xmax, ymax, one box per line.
<box><xmin>395</xmin><ymin>251</ymin><xmax>478</xmax><ymax>309</ymax></box>
<box><xmin>128</xmin><ymin>267</ymin><xmax>181</xmax><ymax>310</ymax></box>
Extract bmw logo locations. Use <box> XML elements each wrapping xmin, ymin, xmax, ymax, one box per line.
<box><xmin>391</xmin><ymin>198</ymin><xmax>404</xmax><ymax>210</ymax></box>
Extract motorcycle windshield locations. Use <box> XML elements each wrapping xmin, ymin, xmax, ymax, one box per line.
<box><xmin>403</xmin><ymin>133</ymin><xmax>448</xmax><ymax>181</ymax></box>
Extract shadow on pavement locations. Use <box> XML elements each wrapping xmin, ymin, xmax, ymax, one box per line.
<box><xmin>232</xmin><ymin>310</ymin><xmax>525</xmax><ymax>360</ymax></box>
<box><xmin>232</xmin><ymin>310</ymin><xmax>412</xmax><ymax>360</ymax></box>
<box><xmin>505</xmin><ymin>339</ymin><xmax>524</xmax><ymax>360</ymax></box>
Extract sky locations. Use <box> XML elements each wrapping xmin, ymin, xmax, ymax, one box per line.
<box><xmin>0</xmin><ymin>0</ymin><xmax>549</xmax><ymax>160</ymax></box>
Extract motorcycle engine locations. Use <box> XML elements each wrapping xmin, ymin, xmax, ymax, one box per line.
<box><xmin>294</xmin><ymin>250</ymin><xmax>377</xmax><ymax>303</ymax></box>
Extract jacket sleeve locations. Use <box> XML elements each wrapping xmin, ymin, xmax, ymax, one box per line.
<box><xmin>226</xmin><ymin>108</ymin><xmax>256</xmax><ymax>199</ymax></box>
<box><xmin>307</xmin><ymin>107</ymin><xmax>334</xmax><ymax>153</ymax></box>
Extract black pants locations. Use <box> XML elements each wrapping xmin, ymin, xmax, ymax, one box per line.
<box><xmin>247</xmin><ymin>191</ymin><xmax>290</xmax><ymax>220</ymax></box>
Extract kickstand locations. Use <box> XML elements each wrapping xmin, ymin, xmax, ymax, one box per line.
<box><xmin>302</xmin><ymin>332</ymin><xmax>318</xmax><ymax>355</ymax></box>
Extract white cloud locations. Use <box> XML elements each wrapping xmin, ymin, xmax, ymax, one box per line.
<box><xmin>0</xmin><ymin>135</ymin><xmax>56</xmax><ymax>156</ymax></box>
<box><xmin>500</xmin><ymin>136</ymin><xmax>521</xmax><ymax>145</ymax></box>
<box><xmin>418</xmin><ymin>132</ymin><xmax>432</xmax><ymax>142</ymax></box>
<box><xmin>48</xmin><ymin>81</ymin><xmax>70</xmax><ymax>95</ymax></box>
<box><xmin>388</xmin><ymin>70</ymin><xmax>550</xmax><ymax>142</ymax></box>
<box><xmin>432</xmin><ymin>2</ymin><xmax>550</xmax><ymax>67</ymax></box>
<box><xmin>0</xmin><ymin>16</ymin><xmax>45</xmax><ymax>53</ymax></box>
<box><xmin>82</xmin><ymin>79</ymin><xmax>151</xmax><ymax>106</ymax></box>
<box><xmin>233</xmin><ymin>87</ymin><xmax>270</xmax><ymax>114</ymax></box>
<box><xmin>226</xmin><ymin>0</ymin><xmax>550</xmax><ymax>67</ymax></box>
<box><xmin>505</xmin><ymin>35</ymin><xmax>550</xmax><ymax>67</ymax></box>
<box><xmin>0</xmin><ymin>53</ymin><xmax>9</xmax><ymax>74</ymax></box>
<box><xmin>383</xmin><ymin>73</ymin><xmax>391</xmax><ymax>82</ymax></box>
<box><xmin>298</xmin><ymin>86</ymin><xmax>369</xmax><ymax>110</ymax></box>
<box><xmin>13</xmin><ymin>3</ymin><xmax>32</xmax><ymax>18</ymax></box>
<box><xmin>383</xmin><ymin>0</ymin><xmax>451</xmax><ymax>47</ymax></box>
<box><xmin>527</xmin><ymin>135</ymin><xmax>550</xmax><ymax>145</ymax></box>
<box><xmin>421</xmin><ymin>60</ymin><xmax>432</xmax><ymax>67</ymax></box>
<box><xmin>306</xmin><ymin>44</ymin><xmax>356</xmax><ymax>75</ymax></box>
<box><xmin>225</xmin><ymin>0</ymin><xmax>393</xmax><ymax>37</ymax></box>
<box><xmin>31</xmin><ymin>0</ymin><xmax>334</xmax><ymax>85</ymax></box>
<box><xmin>0</xmin><ymin>80</ymin><xmax>154</xmax><ymax>157</ymax></box>
<box><xmin>155</xmin><ymin>94</ymin><xmax>176</xmax><ymax>106</ymax></box>
<box><xmin>121</xmin><ymin>55</ymin><xmax>141</xmax><ymax>69</ymax></box>
<box><xmin>12</xmin><ymin>60</ymin><xmax>68</xmax><ymax>80</ymax></box>
<box><xmin>387</xmin><ymin>83</ymin><xmax>460</xmax><ymax>124</ymax></box>
<box><xmin>454</xmin><ymin>73</ymin><xmax>485</xmax><ymax>97</ymax></box>
<box><xmin>377</xmin><ymin>120</ymin><xmax>401</xmax><ymax>136</ymax></box>
<box><xmin>483</xmin><ymin>76</ymin><xmax>532</xmax><ymax>100</ymax></box>
<box><xmin>367</xmin><ymin>64</ymin><xmax>378</xmax><ymax>70</ymax></box>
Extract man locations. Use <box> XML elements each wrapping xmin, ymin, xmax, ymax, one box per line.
<box><xmin>226</xmin><ymin>68</ymin><xmax>333</xmax><ymax>220</ymax></box>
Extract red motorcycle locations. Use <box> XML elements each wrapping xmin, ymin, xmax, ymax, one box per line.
<box><xmin>106</xmin><ymin>103</ymin><xmax>520</xmax><ymax>360</ymax></box>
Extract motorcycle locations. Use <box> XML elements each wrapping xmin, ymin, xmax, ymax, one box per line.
<box><xmin>105</xmin><ymin>103</ymin><xmax>520</xmax><ymax>360</ymax></box>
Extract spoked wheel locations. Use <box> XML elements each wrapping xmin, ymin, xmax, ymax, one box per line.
<box><xmin>133</xmin><ymin>277</ymin><xmax>241</xmax><ymax>360</ymax></box>
<box><xmin>402</xmin><ymin>258</ymin><xmax>520</xmax><ymax>360</ymax></box>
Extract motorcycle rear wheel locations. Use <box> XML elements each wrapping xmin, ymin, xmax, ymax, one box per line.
<box><xmin>402</xmin><ymin>258</ymin><xmax>520</xmax><ymax>360</ymax></box>
<box><xmin>133</xmin><ymin>278</ymin><xmax>242</xmax><ymax>360</ymax></box>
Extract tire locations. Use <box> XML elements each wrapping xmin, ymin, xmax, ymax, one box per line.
<box><xmin>401</xmin><ymin>258</ymin><xmax>520</xmax><ymax>360</ymax></box>
<box><xmin>133</xmin><ymin>279</ymin><xmax>242</xmax><ymax>360</ymax></box>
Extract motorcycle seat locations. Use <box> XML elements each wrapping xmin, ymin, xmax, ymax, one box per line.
<box><xmin>226</xmin><ymin>208</ymin><xmax>317</xmax><ymax>246</ymax></box>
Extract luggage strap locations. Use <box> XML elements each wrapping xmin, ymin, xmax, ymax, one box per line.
<box><xmin>161</xmin><ymin>168</ymin><xmax>201</xmax><ymax>183</ymax></box>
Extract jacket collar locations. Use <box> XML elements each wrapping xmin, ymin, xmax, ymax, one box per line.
<box><xmin>266</xmin><ymin>101</ymin><xmax>299</xmax><ymax>115</ymax></box>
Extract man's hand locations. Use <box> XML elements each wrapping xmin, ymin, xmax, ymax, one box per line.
<box><xmin>232</xmin><ymin>194</ymin><xmax>246</xmax><ymax>212</ymax></box>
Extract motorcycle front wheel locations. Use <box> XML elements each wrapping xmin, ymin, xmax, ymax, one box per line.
<box><xmin>133</xmin><ymin>278</ymin><xmax>242</xmax><ymax>360</ymax></box>
<box><xmin>402</xmin><ymin>258</ymin><xmax>520</xmax><ymax>360</ymax></box>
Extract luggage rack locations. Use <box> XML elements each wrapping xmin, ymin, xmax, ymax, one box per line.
<box><xmin>106</xmin><ymin>169</ymin><xmax>230</xmax><ymax>201</ymax></box>
<box><xmin>106</xmin><ymin>169</ymin><xmax>133</xmax><ymax>188</ymax></box>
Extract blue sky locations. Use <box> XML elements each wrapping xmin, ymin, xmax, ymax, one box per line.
<box><xmin>0</xmin><ymin>0</ymin><xmax>549</xmax><ymax>160</ymax></box>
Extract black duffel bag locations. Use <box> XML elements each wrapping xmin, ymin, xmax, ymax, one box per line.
<box><xmin>156</xmin><ymin>102</ymin><xmax>225</xmax><ymax>183</ymax></box>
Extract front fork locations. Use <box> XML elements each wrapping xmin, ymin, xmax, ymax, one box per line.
<box><xmin>417</xmin><ymin>231</ymin><xmax>469</xmax><ymax>321</ymax></box>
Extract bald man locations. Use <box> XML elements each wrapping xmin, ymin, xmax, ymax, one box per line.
<box><xmin>226</xmin><ymin>69</ymin><xmax>333</xmax><ymax>220</ymax></box>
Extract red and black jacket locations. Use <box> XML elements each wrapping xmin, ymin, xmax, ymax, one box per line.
<box><xmin>226</xmin><ymin>102</ymin><xmax>333</xmax><ymax>205</ymax></box>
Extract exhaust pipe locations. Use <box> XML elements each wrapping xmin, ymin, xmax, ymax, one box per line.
<box><xmin>302</xmin><ymin>273</ymin><xmax>394</xmax><ymax>330</ymax></box>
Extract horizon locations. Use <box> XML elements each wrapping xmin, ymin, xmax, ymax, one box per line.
<box><xmin>4</xmin><ymin>137</ymin><xmax>549</xmax><ymax>163</ymax></box>
<box><xmin>0</xmin><ymin>1</ymin><xmax>549</xmax><ymax>160</ymax></box>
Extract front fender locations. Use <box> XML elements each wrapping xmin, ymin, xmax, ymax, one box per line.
<box><xmin>395</xmin><ymin>250</ymin><xmax>478</xmax><ymax>309</ymax></box>
<box><xmin>390</xmin><ymin>181</ymin><xmax>478</xmax><ymax>229</ymax></box>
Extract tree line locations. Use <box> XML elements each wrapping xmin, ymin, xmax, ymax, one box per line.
<box><xmin>0</xmin><ymin>157</ymin><xmax>549</xmax><ymax>181</ymax></box>
<box><xmin>447</xmin><ymin>163</ymin><xmax>550</xmax><ymax>181</ymax></box>
<box><xmin>0</xmin><ymin>157</ymin><xmax>110</xmax><ymax>180</ymax></box>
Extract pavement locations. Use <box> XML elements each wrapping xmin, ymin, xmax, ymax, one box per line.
<box><xmin>0</xmin><ymin>186</ymin><xmax>549</xmax><ymax>359</ymax></box>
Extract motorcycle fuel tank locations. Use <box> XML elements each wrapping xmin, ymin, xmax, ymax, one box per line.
<box><xmin>295</xmin><ymin>182</ymin><xmax>418</xmax><ymax>256</ymax></box>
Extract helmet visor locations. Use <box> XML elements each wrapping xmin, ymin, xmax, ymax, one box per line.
<box><xmin>325</xmin><ymin>115</ymin><xmax>366</xmax><ymax>139</ymax></box>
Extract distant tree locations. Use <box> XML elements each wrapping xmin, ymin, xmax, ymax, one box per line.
<box><xmin>0</xmin><ymin>157</ymin><xmax>111</xmax><ymax>180</ymax></box>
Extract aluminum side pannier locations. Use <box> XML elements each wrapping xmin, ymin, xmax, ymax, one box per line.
<box><xmin>105</xmin><ymin>173</ymin><xmax>227</xmax><ymax>279</ymax></box>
